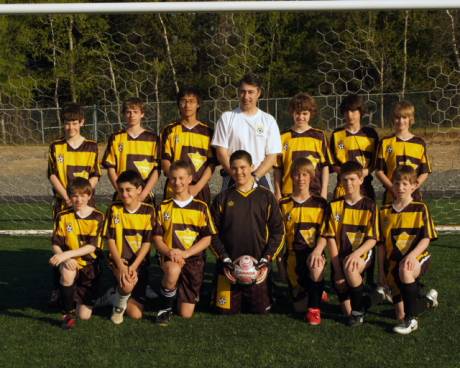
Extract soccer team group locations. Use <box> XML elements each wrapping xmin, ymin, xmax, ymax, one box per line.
<box><xmin>47</xmin><ymin>73</ymin><xmax>438</xmax><ymax>335</ymax></box>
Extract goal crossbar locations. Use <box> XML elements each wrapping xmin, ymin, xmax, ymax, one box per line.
<box><xmin>0</xmin><ymin>1</ymin><xmax>459</xmax><ymax>15</ymax></box>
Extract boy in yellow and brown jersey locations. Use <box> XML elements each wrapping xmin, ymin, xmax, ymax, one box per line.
<box><xmin>378</xmin><ymin>165</ymin><xmax>438</xmax><ymax>335</ymax></box>
<box><xmin>329</xmin><ymin>94</ymin><xmax>378</xmax><ymax>200</ymax></box>
<box><xmin>322</xmin><ymin>161</ymin><xmax>379</xmax><ymax>326</ymax></box>
<box><xmin>153</xmin><ymin>160</ymin><xmax>216</xmax><ymax>325</ymax></box>
<box><xmin>48</xmin><ymin>103</ymin><xmax>101</xmax><ymax>219</ymax></box>
<box><xmin>50</xmin><ymin>177</ymin><xmax>104</xmax><ymax>329</ymax></box>
<box><xmin>161</xmin><ymin>87</ymin><xmax>216</xmax><ymax>204</ymax></box>
<box><xmin>274</xmin><ymin>93</ymin><xmax>331</xmax><ymax>201</ymax></box>
<box><xmin>102</xmin><ymin>97</ymin><xmax>160</xmax><ymax>204</ymax></box>
<box><xmin>279</xmin><ymin>157</ymin><xmax>328</xmax><ymax>325</ymax></box>
<box><xmin>376</xmin><ymin>101</ymin><xmax>431</xmax><ymax>204</ymax></box>
<box><xmin>104</xmin><ymin>170</ymin><xmax>155</xmax><ymax>324</ymax></box>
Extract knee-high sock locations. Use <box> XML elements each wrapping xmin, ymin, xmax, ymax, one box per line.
<box><xmin>60</xmin><ymin>284</ymin><xmax>75</xmax><ymax>313</ymax></box>
<box><xmin>349</xmin><ymin>283</ymin><xmax>364</xmax><ymax>313</ymax></box>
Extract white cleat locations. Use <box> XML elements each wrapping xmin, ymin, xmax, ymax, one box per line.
<box><xmin>425</xmin><ymin>289</ymin><xmax>439</xmax><ymax>308</ymax></box>
<box><xmin>393</xmin><ymin>318</ymin><xmax>418</xmax><ymax>335</ymax></box>
<box><xmin>111</xmin><ymin>306</ymin><xmax>125</xmax><ymax>325</ymax></box>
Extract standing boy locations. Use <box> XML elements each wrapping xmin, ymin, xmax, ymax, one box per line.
<box><xmin>274</xmin><ymin>92</ymin><xmax>331</xmax><ymax>201</ymax></box>
<box><xmin>50</xmin><ymin>177</ymin><xmax>104</xmax><ymax>329</ymax></box>
<box><xmin>104</xmin><ymin>170</ymin><xmax>155</xmax><ymax>324</ymax></box>
<box><xmin>48</xmin><ymin>103</ymin><xmax>101</xmax><ymax>218</ymax></box>
<box><xmin>376</xmin><ymin>100</ymin><xmax>431</xmax><ymax>204</ymax></box>
<box><xmin>279</xmin><ymin>157</ymin><xmax>328</xmax><ymax>325</ymax></box>
<box><xmin>378</xmin><ymin>165</ymin><xmax>438</xmax><ymax>335</ymax></box>
<box><xmin>153</xmin><ymin>160</ymin><xmax>217</xmax><ymax>325</ymax></box>
<box><xmin>211</xmin><ymin>150</ymin><xmax>285</xmax><ymax>314</ymax></box>
<box><xmin>322</xmin><ymin>161</ymin><xmax>379</xmax><ymax>326</ymax></box>
<box><xmin>161</xmin><ymin>87</ymin><xmax>216</xmax><ymax>203</ymax></box>
<box><xmin>212</xmin><ymin>73</ymin><xmax>282</xmax><ymax>191</ymax></box>
<box><xmin>329</xmin><ymin>94</ymin><xmax>378</xmax><ymax>200</ymax></box>
<box><xmin>102</xmin><ymin>97</ymin><xmax>160</xmax><ymax>204</ymax></box>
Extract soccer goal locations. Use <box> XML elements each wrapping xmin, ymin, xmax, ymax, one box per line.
<box><xmin>0</xmin><ymin>1</ymin><xmax>459</xmax><ymax>234</ymax></box>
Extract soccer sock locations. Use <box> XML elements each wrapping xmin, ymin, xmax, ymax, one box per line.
<box><xmin>113</xmin><ymin>289</ymin><xmax>130</xmax><ymax>312</ymax></box>
<box><xmin>52</xmin><ymin>267</ymin><xmax>61</xmax><ymax>289</ymax></box>
<box><xmin>60</xmin><ymin>284</ymin><xmax>75</xmax><ymax>314</ymax></box>
<box><xmin>349</xmin><ymin>283</ymin><xmax>364</xmax><ymax>313</ymax></box>
<box><xmin>400</xmin><ymin>281</ymin><xmax>418</xmax><ymax>319</ymax></box>
<box><xmin>307</xmin><ymin>279</ymin><xmax>324</xmax><ymax>309</ymax></box>
<box><xmin>160</xmin><ymin>286</ymin><xmax>177</xmax><ymax>310</ymax></box>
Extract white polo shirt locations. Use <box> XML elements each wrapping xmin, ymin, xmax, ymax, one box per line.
<box><xmin>212</xmin><ymin>107</ymin><xmax>282</xmax><ymax>169</ymax></box>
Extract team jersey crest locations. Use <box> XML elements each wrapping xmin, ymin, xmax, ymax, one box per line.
<box><xmin>394</xmin><ymin>231</ymin><xmax>416</xmax><ymax>254</ymax></box>
<box><xmin>255</xmin><ymin>122</ymin><xmax>265</xmax><ymax>136</ymax></box>
<box><xmin>346</xmin><ymin>232</ymin><xmax>365</xmax><ymax>249</ymax></box>
<box><xmin>66</xmin><ymin>223</ymin><xmax>73</xmax><ymax>232</ymax></box>
<box><xmin>133</xmin><ymin>159</ymin><xmax>154</xmax><ymax>179</ymax></box>
<box><xmin>227</xmin><ymin>200</ymin><xmax>234</xmax><ymax>207</ymax></box>
<box><xmin>188</xmin><ymin>152</ymin><xmax>207</xmax><ymax>172</ymax></box>
<box><xmin>114</xmin><ymin>215</ymin><xmax>120</xmax><ymax>224</ymax></box>
<box><xmin>163</xmin><ymin>212</ymin><xmax>171</xmax><ymax>221</ymax></box>
<box><xmin>118</xmin><ymin>143</ymin><xmax>124</xmax><ymax>152</ymax></box>
<box><xmin>125</xmin><ymin>233</ymin><xmax>143</xmax><ymax>253</ymax></box>
<box><xmin>175</xmin><ymin>228</ymin><xmax>199</xmax><ymax>249</ymax></box>
<box><xmin>57</xmin><ymin>154</ymin><xmax>64</xmax><ymax>163</ymax></box>
<box><xmin>386</xmin><ymin>145</ymin><xmax>393</xmax><ymax>153</ymax></box>
<box><xmin>338</xmin><ymin>142</ymin><xmax>345</xmax><ymax>150</ymax></box>
<box><xmin>283</xmin><ymin>143</ymin><xmax>289</xmax><ymax>151</ymax></box>
<box><xmin>335</xmin><ymin>214</ymin><xmax>342</xmax><ymax>222</ymax></box>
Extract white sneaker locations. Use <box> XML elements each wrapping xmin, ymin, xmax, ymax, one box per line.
<box><xmin>94</xmin><ymin>287</ymin><xmax>116</xmax><ymax>308</ymax></box>
<box><xmin>111</xmin><ymin>306</ymin><xmax>125</xmax><ymax>325</ymax></box>
<box><xmin>146</xmin><ymin>285</ymin><xmax>159</xmax><ymax>299</ymax></box>
<box><xmin>425</xmin><ymin>289</ymin><xmax>439</xmax><ymax>308</ymax></box>
<box><xmin>393</xmin><ymin>318</ymin><xmax>418</xmax><ymax>335</ymax></box>
<box><xmin>376</xmin><ymin>285</ymin><xmax>393</xmax><ymax>304</ymax></box>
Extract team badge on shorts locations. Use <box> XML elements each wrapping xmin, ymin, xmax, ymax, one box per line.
<box><xmin>217</xmin><ymin>296</ymin><xmax>227</xmax><ymax>306</ymax></box>
<box><xmin>66</xmin><ymin>223</ymin><xmax>73</xmax><ymax>233</ymax></box>
<box><xmin>227</xmin><ymin>200</ymin><xmax>234</xmax><ymax>207</ymax></box>
<box><xmin>118</xmin><ymin>143</ymin><xmax>124</xmax><ymax>152</ymax></box>
<box><xmin>57</xmin><ymin>154</ymin><xmax>64</xmax><ymax>163</ymax></box>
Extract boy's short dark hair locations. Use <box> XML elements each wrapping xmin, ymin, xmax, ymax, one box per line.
<box><xmin>169</xmin><ymin>160</ymin><xmax>193</xmax><ymax>176</ymax></box>
<box><xmin>177</xmin><ymin>87</ymin><xmax>202</xmax><ymax>108</ymax></box>
<box><xmin>340</xmin><ymin>161</ymin><xmax>364</xmax><ymax>178</ymax></box>
<box><xmin>122</xmin><ymin>97</ymin><xmax>145</xmax><ymax>114</ymax></box>
<box><xmin>230</xmin><ymin>150</ymin><xmax>253</xmax><ymax>166</ymax></box>
<box><xmin>392</xmin><ymin>165</ymin><xmax>417</xmax><ymax>184</ymax></box>
<box><xmin>291</xmin><ymin>157</ymin><xmax>315</xmax><ymax>179</ymax></box>
<box><xmin>61</xmin><ymin>103</ymin><xmax>85</xmax><ymax>122</ymax></box>
<box><xmin>238</xmin><ymin>73</ymin><xmax>262</xmax><ymax>89</ymax></box>
<box><xmin>339</xmin><ymin>94</ymin><xmax>367</xmax><ymax>116</ymax></box>
<box><xmin>67</xmin><ymin>177</ymin><xmax>92</xmax><ymax>197</ymax></box>
<box><xmin>116</xmin><ymin>170</ymin><xmax>144</xmax><ymax>188</ymax></box>
<box><xmin>288</xmin><ymin>92</ymin><xmax>317</xmax><ymax>117</ymax></box>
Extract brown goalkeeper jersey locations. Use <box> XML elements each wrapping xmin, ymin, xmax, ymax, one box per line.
<box><xmin>211</xmin><ymin>184</ymin><xmax>285</xmax><ymax>261</ymax></box>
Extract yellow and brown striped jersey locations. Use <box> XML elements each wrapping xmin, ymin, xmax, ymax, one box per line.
<box><xmin>51</xmin><ymin>208</ymin><xmax>104</xmax><ymax>268</ymax></box>
<box><xmin>211</xmin><ymin>185</ymin><xmax>285</xmax><ymax>261</ymax></box>
<box><xmin>379</xmin><ymin>201</ymin><xmax>437</xmax><ymax>263</ymax></box>
<box><xmin>102</xmin><ymin>129</ymin><xmax>160</xmax><ymax>182</ymax></box>
<box><xmin>161</xmin><ymin>121</ymin><xmax>216</xmax><ymax>183</ymax></box>
<box><xmin>48</xmin><ymin>138</ymin><xmax>101</xmax><ymax>195</ymax></box>
<box><xmin>275</xmin><ymin>128</ymin><xmax>332</xmax><ymax>196</ymax></box>
<box><xmin>104</xmin><ymin>202</ymin><xmax>155</xmax><ymax>264</ymax></box>
<box><xmin>279</xmin><ymin>195</ymin><xmax>328</xmax><ymax>251</ymax></box>
<box><xmin>154</xmin><ymin>198</ymin><xmax>217</xmax><ymax>257</ymax></box>
<box><xmin>321</xmin><ymin>196</ymin><xmax>379</xmax><ymax>258</ymax></box>
<box><xmin>376</xmin><ymin>134</ymin><xmax>431</xmax><ymax>203</ymax></box>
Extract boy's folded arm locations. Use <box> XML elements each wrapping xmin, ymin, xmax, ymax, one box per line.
<box><xmin>405</xmin><ymin>237</ymin><xmax>430</xmax><ymax>260</ymax></box>
<box><xmin>61</xmin><ymin>244</ymin><xmax>97</xmax><ymax>260</ymax></box>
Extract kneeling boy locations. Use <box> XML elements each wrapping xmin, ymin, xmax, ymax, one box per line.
<box><xmin>279</xmin><ymin>157</ymin><xmax>328</xmax><ymax>325</ymax></box>
<box><xmin>104</xmin><ymin>170</ymin><xmax>155</xmax><ymax>324</ymax></box>
<box><xmin>153</xmin><ymin>160</ymin><xmax>216</xmax><ymax>325</ymax></box>
<box><xmin>322</xmin><ymin>161</ymin><xmax>379</xmax><ymax>326</ymax></box>
<box><xmin>49</xmin><ymin>177</ymin><xmax>104</xmax><ymax>329</ymax></box>
<box><xmin>378</xmin><ymin>165</ymin><xmax>438</xmax><ymax>335</ymax></box>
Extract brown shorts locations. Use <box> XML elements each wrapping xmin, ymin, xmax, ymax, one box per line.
<box><xmin>109</xmin><ymin>259</ymin><xmax>149</xmax><ymax>305</ymax></box>
<box><xmin>75</xmin><ymin>262</ymin><xmax>102</xmax><ymax>307</ymax></box>
<box><xmin>177</xmin><ymin>256</ymin><xmax>205</xmax><ymax>304</ymax></box>
<box><xmin>215</xmin><ymin>271</ymin><xmax>272</xmax><ymax>315</ymax></box>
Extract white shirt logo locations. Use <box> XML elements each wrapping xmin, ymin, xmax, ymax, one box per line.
<box><xmin>118</xmin><ymin>144</ymin><xmax>124</xmax><ymax>152</ymax></box>
<box><xmin>338</xmin><ymin>142</ymin><xmax>345</xmax><ymax>150</ymax></box>
<box><xmin>387</xmin><ymin>146</ymin><xmax>393</xmax><ymax>154</ymax></box>
<box><xmin>164</xmin><ymin>212</ymin><xmax>171</xmax><ymax>221</ymax></box>
<box><xmin>335</xmin><ymin>214</ymin><xmax>342</xmax><ymax>222</ymax></box>
<box><xmin>114</xmin><ymin>215</ymin><xmax>120</xmax><ymax>224</ymax></box>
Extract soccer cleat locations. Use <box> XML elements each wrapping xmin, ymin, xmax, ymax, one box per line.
<box><xmin>393</xmin><ymin>318</ymin><xmax>418</xmax><ymax>335</ymax></box>
<box><xmin>425</xmin><ymin>289</ymin><xmax>439</xmax><ymax>308</ymax></box>
<box><xmin>94</xmin><ymin>287</ymin><xmax>116</xmax><ymax>308</ymax></box>
<box><xmin>111</xmin><ymin>306</ymin><xmax>125</xmax><ymax>325</ymax></box>
<box><xmin>375</xmin><ymin>285</ymin><xmax>393</xmax><ymax>304</ymax></box>
<box><xmin>306</xmin><ymin>308</ymin><xmax>321</xmax><ymax>326</ymax></box>
<box><xmin>321</xmin><ymin>291</ymin><xmax>329</xmax><ymax>303</ymax></box>
<box><xmin>61</xmin><ymin>312</ymin><xmax>76</xmax><ymax>330</ymax></box>
<box><xmin>155</xmin><ymin>308</ymin><xmax>173</xmax><ymax>326</ymax></box>
<box><xmin>347</xmin><ymin>311</ymin><xmax>364</xmax><ymax>327</ymax></box>
<box><xmin>146</xmin><ymin>285</ymin><xmax>159</xmax><ymax>300</ymax></box>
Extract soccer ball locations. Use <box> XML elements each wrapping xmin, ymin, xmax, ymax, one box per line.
<box><xmin>233</xmin><ymin>255</ymin><xmax>259</xmax><ymax>285</ymax></box>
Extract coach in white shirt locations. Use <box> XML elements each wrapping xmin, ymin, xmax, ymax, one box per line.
<box><xmin>212</xmin><ymin>73</ymin><xmax>282</xmax><ymax>191</ymax></box>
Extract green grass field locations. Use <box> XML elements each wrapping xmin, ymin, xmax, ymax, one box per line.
<box><xmin>1</xmin><ymin>235</ymin><xmax>459</xmax><ymax>367</ymax></box>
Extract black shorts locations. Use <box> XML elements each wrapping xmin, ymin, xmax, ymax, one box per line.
<box><xmin>214</xmin><ymin>267</ymin><xmax>271</xmax><ymax>315</ymax></box>
<box><xmin>75</xmin><ymin>262</ymin><xmax>102</xmax><ymax>307</ymax></box>
<box><xmin>177</xmin><ymin>256</ymin><xmax>205</xmax><ymax>304</ymax></box>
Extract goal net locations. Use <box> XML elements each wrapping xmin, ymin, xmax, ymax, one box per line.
<box><xmin>0</xmin><ymin>4</ymin><xmax>459</xmax><ymax>232</ymax></box>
